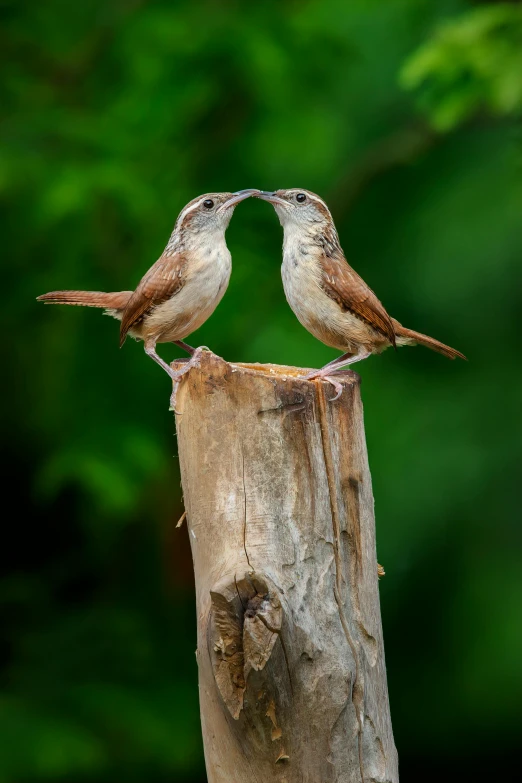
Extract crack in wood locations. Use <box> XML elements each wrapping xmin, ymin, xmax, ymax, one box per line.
<box><xmin>241</xmin><ymin>448</ymin><xmax>254</xmax><ymax>572</ymax></box>
<box><xmin>257</xmin><ymin>395</ymin><xmax>306</xmax><ymax>416</ymax></box>
<box><xmin>316</xmin><ymin>383</ymin><xmax>365</xmax><ymax>783</ymax></box>
<box><xmin>234</xmin><ymin>573</ymin><xmax>247</xmax><ymax>612</ymax></box>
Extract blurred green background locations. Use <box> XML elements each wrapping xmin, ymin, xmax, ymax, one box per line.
<box><xmin>1</xmin><ymin>0</ymin><xmax>521</xmax><ymax>780</ymax></box>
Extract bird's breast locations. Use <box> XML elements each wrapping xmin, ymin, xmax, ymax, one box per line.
<box><xmin>281</xmin><ymin>250</ymin><xmax>381</xmax><ymax>353</ymax></box>
<box><xmin>145</xmin><ymin>245</ymin><xmax>231</xmax><ymax>343</ymax></box>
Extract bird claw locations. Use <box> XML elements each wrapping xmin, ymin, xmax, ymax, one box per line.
<box><xmin>325</xmin><ymin>376</ymin><xmax>344</xmax><ymax>401</ymax></box>
<box><xmin>302</xmin><ymin>369</ymin><xmax>344</xmax><ymax>401</ymax></box>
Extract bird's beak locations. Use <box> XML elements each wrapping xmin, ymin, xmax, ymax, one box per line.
<box><xmin>219</xmin><ymin>189</ymin><xmax>260</xmax><ymax>210</ymax></box>
<box><xmin>254</xmin><ymin>191</ymin><xmax>288</xmax><ymax>206</ymax></box>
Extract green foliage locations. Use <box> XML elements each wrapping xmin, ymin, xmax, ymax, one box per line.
<box><xmin>401</xmin><ymin>3</ymin><xmax>522</xmax><ymax>129</ymax></box>
<box><xmin>1</xmin><ymin>1</ymin><xmax>521</xmax><ymax>780</ymax></box>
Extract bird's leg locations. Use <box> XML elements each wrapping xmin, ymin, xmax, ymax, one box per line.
<box><xmin>313</xmin><ymin>349</ymin><xmax>372</xmax><ymax>376</ymax></box>
<box><xmin>170</xmin><ymin>340</ymin><xmax>196</xmax><ymax>368</ymax></box>
<box><xmin>145</xmin><ymin>342</ymin><xmax>210</xmax><ymax>411</ymax></box>
<box><xmin>321</xmin><ymin>350</ymin><xmax>356</xmax><ymax>370</ymax></box>
<box><xmin>169</xmin><ymin>346</ymin><xmax>209</xmax><ymax>414</ymax></box>
<box><xmin>174</xmin><ymin>340</ymin><xmax>196</xmax><ymax>355</ymax></box>
<box><xmin>304</xmin><ymin>350</ymin><xmax>372</xmax><ymax>402</ymax></box>
<box><xmin>144</xmin><ymin>341</ymin><xmax>178</xmax><ymax>378</ymax></box>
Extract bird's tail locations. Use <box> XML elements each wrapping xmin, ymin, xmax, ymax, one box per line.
<box><xmin>37</xmin><ymin>290</ymin><xmax>132</xmax><ymax>311</ymax></box>
<box><xmin>393</xmin><ymin>321</ymin><xmax>466</xmax><ymax>360</ymax></box>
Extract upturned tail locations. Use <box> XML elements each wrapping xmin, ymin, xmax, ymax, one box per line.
<box><xmin>394</xmin><ymin>322</ymin><xmax>466</xmax><ymax>360</ymax></box>
<box><xmin>37</xmin><ymin>290</ymin><xmax>132</xmax><ymax>310</ymax></box>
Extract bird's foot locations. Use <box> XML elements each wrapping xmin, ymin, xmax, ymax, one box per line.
<box><xmin>169</xmin><ymin>346</ymin><xmax>211</xmax><ymax>413</ymax></box>
<box><xmin>302</xmin><ymin>350</ymin><xmax>372</xmax><ymax>401</ymax></box>
<box><xmin>303</xmin><ymin>368</ymin><xmax>346</xmax><ymax>401</ymax></box>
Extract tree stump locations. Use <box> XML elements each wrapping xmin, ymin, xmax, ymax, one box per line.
<box><xmin>174</xmin><ymin>352</ymin><xmax>398</xmax><ymax>783</ymax></box>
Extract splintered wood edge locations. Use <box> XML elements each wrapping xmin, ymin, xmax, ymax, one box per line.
<box><xmin>170</xmin><ymin>352</ymin><xmax>360</xmax><ymax>391</ymax></box>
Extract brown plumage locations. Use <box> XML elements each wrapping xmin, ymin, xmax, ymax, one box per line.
<box><xmin>37</xmin><ymin>290</ymin><xmax>132</xmax><ymax>309</ymax></box>
<box><xmin>319</xmin><ymin>257</ymin><xmax>397</xmax><ymax>348</ymax></box>
<box><xmin>117</xmin><ymin>253</ymin><xmax>187</xmax><ymax>348</ymax></box>
<box><xmin>255</xmin><ymin>188</ymin><xmax>465</xmax><ymax>398</ymax></box>
<box><xmin>317</xmin><ymin>253</ymin><xmax>464</xmax><ymax>360</ymax></box>
<box><xmin>391</xmin><ymin>320</ymin><xmax>464</xmax><ymax>360</ymax></box>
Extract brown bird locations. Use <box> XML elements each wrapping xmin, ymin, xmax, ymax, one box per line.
<box><xmin>37</xmin><ymin>189</ymin><xmax>258</xmax><ymax>407</ymax></box>
<box><xmin>255</xmin><ymin>188</ymin><xmax>465</xmax><ymax>398</ymax></box>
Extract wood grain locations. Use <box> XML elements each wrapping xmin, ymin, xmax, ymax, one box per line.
<box><xmin>175</xmin><ymin>352</ymin><xmax>398</xmax><ymax>783</ymax></box>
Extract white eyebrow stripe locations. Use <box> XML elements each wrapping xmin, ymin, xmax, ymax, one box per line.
<box><xmin>285</xmin><ymin>189</ymin><xmax>328</xmax><ymax>207</ymax></box>
<box><xmin>300</xmin><ymin>191</ymin><xmax>332</xmax><ymax>217</ymax></box>
<box><xmin>305</xmin><ymin>192</ymin><xmax>328</xmax><ymax>208</ymax></box>
<box><xmin>177</xmin><ymin>197</ymin><xmax>207</xmax><ymax>224</ymax></box>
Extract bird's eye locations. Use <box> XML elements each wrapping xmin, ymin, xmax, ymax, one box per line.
<box><xmin>203</xmin><ymin>199</ymin><xmax>214</xmax><ymax>209</ymax></box>
<box><xmin>296</xmin><ymin>193</ymin><xmax>307</xmax><ymax>203</ymax></box>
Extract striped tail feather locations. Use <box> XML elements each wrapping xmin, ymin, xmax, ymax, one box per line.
<box><xmin>394</xmin><ymin>322</ymin><xmax>466</xmax><ymax>360</ymax></box>
<box><xmin>37</xmin><ymin>290</ymin><xmax>132</xmax><ymax>310</ymax></box>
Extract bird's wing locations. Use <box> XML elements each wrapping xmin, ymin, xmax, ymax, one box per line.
<box><xmin>320</xmin><ymin>255</ymin><xmax>396</xmax><ymax>346</ymax></box>
<box><xmin>119</xmin><ymin>253</ymin><xmax>186</xmax><ymax>346</ymax></box>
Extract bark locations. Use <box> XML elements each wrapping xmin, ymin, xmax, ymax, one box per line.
<box><xmin>174</xmin><ymin>352</ymin><xmax>398</xmax><ymax>783</ymax></box>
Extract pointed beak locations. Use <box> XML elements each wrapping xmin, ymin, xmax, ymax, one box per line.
<box><xmin>219</xmin><ymin>189</ymin><xmax>260</xmax><ymax>210</ymax></box>
<box><xmin>254</xmin><ymin>191</ymin><xmax>288</xmax><ymax>206</ymax></box>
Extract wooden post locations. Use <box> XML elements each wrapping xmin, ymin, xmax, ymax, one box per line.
<box><xmin>175</xmin><ymin>352</ymin><xmax>398</xmax><ymax>783</ymax></box>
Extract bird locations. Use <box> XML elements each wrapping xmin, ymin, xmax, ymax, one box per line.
<box><xmin>255</xmin><ymin>188</ymin><xmax>465</xmax><ymax>399</ymax></box>
<box><xmin>37</xmin><ymin>189</ymin><xmax>258</xmax><ymax>408</ymax></box>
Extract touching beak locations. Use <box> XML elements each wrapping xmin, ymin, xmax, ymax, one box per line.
<box><xmin>219</xmin><ymin>189</ymin><xmax>260</xmax><ymax>210</ymax></box>
<box><xmin>254</xmin><ymin>191</ymin><xmax>288</xmax><ymax>206</ymax></box>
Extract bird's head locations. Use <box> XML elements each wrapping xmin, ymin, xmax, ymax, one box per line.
<box><xmin>175</xmin><ymin>190</ymin><xmax>259</xmax><ymax>238</ymax></box>
<box><xmin>254</xmin><ymin>189</ymin><xmax>334</xmax><ymax>232</ymax></box>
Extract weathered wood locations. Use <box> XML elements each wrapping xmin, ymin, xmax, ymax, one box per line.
<box><xmin>175</xmin><ymin>352</ymin><xmax>398</xmax><ymax>783</ymax></box>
